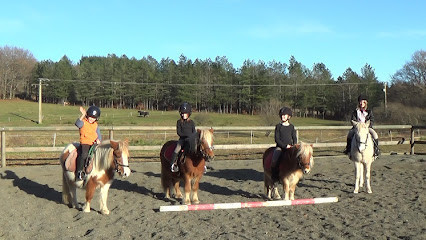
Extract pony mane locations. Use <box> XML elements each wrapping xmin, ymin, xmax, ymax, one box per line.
<box><xmin>296</xmin><ymin>142</ymin><xmax>314</xmax><ymax>167</ymax></box>
<box><xmin>94</xmin><ymin>141</ymin><xmax>114</xmax><ymax>170</ymax></box>
<box><xmin>200</xmin><ymin>129</ymin><xmax>214</xmax><ymax>146</ymax></box>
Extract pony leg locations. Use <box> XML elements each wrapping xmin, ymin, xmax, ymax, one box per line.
<box><xmin>99</xmin><ymin>182</ymin><xmax>111</xmax><ymax>215</ymax></box>
<box><xmin>365</xmin><ymin>161</ymin><xmax>373</xmax><ymax>193</ymax></box>
<box><xmin>273</xmin><ymin>186</ymin><xmax>281</xmax><ymax>200</ymax></box>
<box><xmin>353</xmin><ymin>162</ymin><xmax>362</xmax><ymax>193</ymax></box>
<box><xmin>63</xmin><ymin>172</ymin><xmax>79</xmax><ymax>208</ymax></box>
<box><xmin>183</xmin><ymin>176</ymin><xmax>192</xmax><ymax>205</ymax></box>
<box><xmin>289</xmin><ymin>184</ymin><xmax>296</xmax><ymax>200</ymax></box>
<box><xmin>161</xmin><ymin>171</ymin><xmax>171</xmax><ymax>199</ymax></box>
<box><xmin>283</xmin><ymin>179</ymin><xmax>290</xmax><ymax>200</ymax></box>
<box><xmin>62</xmin><ymin>172</ymin><xmax>72</xmax><ymax>206</ymax></box>
<box><xmin>83</xmin><ymin>178</ymin><xmax>96</xmax><ymax>213</ymax></box>
<box><xmin>173</xmin><ymin>180</ymin><xmax>183</xmax><ymax>199</ymax></box>
<box><xmin>191</xmin><ymin>177</ymin><xmax>201</xmax><ymax>204</ymax></box>
<box><xmin>359</xmin><ymin>162</ymin><xmax>364</xmax><ymax>188</ymax></box>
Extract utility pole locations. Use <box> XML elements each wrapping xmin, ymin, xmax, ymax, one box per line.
<box><xmin>34</xmin><ymin>78</ymin><xmax>49</xmax><ymax>124</ymax></box>
<box><xmin>383</xmin><ymin>82</ymin><xmax>387</xmax><ymax>114</ymax></box>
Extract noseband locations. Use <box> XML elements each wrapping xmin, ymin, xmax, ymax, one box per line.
<box><xmin>113</xmin><ymin>150</ymin><xmax>129</xmax><ymax>174</ymax></box>
<box><xmin>296</xmin><ymin>154</ymin><xmax>311</xmax><ymax>171</ymax></box>
<box><xmin>355</xmin><ymin>131</ymin><xmax>370</xmax><ymax>152</ymax></box>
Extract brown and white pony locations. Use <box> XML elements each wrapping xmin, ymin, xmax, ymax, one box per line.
<box><xmin>350</xmin><ymin>121</ymin><xmax>374</xmax><ymax>193</ymax></box>
<box><xmin>263</xmin><ymin>142</ymin><xmax>314</xmax><ymax>200</ymax></box>
<box><xmin>59</xmin><ymin>140</ymin><xmax>131</xmax><ymax>214</ymax></box>
<box><xmin>160</xmin><ymin>129</ymin><xmax>214</xmax><ymax>205</ymax></box>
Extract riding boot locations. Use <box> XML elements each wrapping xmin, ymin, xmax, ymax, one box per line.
<box><xmin>374</xmin><ymin>139</ymin><xmax>380</xmax><ymax>157</ymax></box>
<box><xmin>343</xmin><ymin>138</ymin><xmax>351</xmax><ymax>154</ymax></box>
<box><xmin>170</xmin><ymin>152</ymin><xmax>179</xmax><ymax>172</ymax></box>
<box><xmin>76</xmin><ymin>155</ymin><xmax>85</xmax><ymax>181</ymax></box>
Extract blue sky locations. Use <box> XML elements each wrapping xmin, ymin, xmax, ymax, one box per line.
<box><xmin>1</xmin><ymin>0</ymin><xmax>425</xmax><ymax>82</ymax></box>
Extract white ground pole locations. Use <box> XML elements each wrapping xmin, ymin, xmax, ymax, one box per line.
<box><xmin>159</xmin><ymin>197</ymin><xmax>338</xmax><ymax>212</ymax></box>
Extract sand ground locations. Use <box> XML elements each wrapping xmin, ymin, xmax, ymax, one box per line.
<box><xmin>0</xmin><ymin>154</ymin><xmax>425</xmax><ymax>239</ymax></box>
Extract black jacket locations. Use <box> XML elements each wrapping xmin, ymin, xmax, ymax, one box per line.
<box><xmin>351</xmin><ymin>109</ymin><xmax>374</xmax><ymax>128</ymax></box>
<box><xmin>176</xmin><ymin>119</ymin><xmax>195</xmax><ymax>139</ymax></box>
<box><xmin>274</xmin><ymin>123</ymin><xmax>297</xmax><ymax>149</ymax></box>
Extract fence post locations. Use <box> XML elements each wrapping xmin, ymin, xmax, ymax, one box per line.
<box><xmin>109</xmin><ymin>130</ymin><xmax>114</xmax><ymax>140</ymax></box>
<box><xmin>410</xmin><ymin>127</ymin><xmax>414</xmax><ymax>155</ymax></box>
<box><xmin>1</xmin><ymin>130</ymin><xmax>5</xmax><ymax>168</ymax></box>
<box><xmin>296</xmin><ymin>130</ymin><xmax>299</xmax><ymax>143</ymax></box>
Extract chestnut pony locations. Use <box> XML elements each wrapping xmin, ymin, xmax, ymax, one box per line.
<box><xmin>60</xmin><ymin>140</ymin><xmax>131</xmax><ymax>214</ymax></box>
<box><xmin>263</xmin><ymin>142</ymin><xmax>314</xmax><ymax>200</ymax></box>
<box><xmin>160</xmin><ymin>129</ymin><xmax>214</xmax><ymax>205</ymax></box>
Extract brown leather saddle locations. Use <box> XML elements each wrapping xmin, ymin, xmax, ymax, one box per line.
<box><xmin>62</xmin><ymin>143</ymin><xmax>94</xmax><ymax>175</ymax></box>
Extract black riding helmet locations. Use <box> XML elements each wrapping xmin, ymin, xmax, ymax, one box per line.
<box><xmin>358</xmin><ymin>94</ymin><xmax>368</xmax><ymax>102</ymax></box>
<box><xmin>279</xmin><ymin>107</ymin><xmax>292</xmax><ymax>117</ymax></box>
<box><xmin>179</xmin><ymin>102</ymin><xmax>192</xmax><ymax>117</ymax></box>
<box><xmin>86</xmin><ymin>106</ymin><xmax>101</xmax><ymax>121</ymax></box>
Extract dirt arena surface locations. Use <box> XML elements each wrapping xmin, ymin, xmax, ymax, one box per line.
<box><xmin>0</xmin><ymin>154</ymin><xmax>425</xmax><ymax>239</ymax></box>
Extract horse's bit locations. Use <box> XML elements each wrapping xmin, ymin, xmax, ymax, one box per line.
<box><xmin>113</xmin><ymin>151</ymin><xmax>129</xmax><ymax>174</ymax></box>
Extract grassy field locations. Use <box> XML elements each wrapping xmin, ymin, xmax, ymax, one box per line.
<box><xmin>0</xmin><ymin>99</ymin><xmax>423</xmax><ymax>164</ymax></box>
<box><xmin>0</xmin><ymin>99</ymin><xmax>345</xmax><ymax>127</ymax></box>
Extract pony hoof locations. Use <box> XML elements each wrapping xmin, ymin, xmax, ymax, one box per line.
<box><xmin>367</xmin><ymin>190</ymin><xmax>373</xmax><ymax>194</ymax></box>
<box><xmin>192</xmin><ymin>200</ymin><xmax>200</xmax><ymax>204</ymax></box>
<box><xmin>353</xmin><ymin>190</ymin><xmax>359</xmax><ymax>194</ymax></box>
<box><xmin>101</xmin><ymin>209</ymin><xmax>110</xmax><ymax>215</ymax></box>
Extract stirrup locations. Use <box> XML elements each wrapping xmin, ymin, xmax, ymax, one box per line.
<box><xmin>76</xmin><ymin>171</ymin><xmax>85</xmax><ymax>181</ymax></box>
<box><xmin>170</xmin><ymin>163</ymin><xmax>179</xmax><ymax>173</ymax></box>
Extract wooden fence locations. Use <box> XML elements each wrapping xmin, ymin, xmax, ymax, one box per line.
<box><xmin>1</xmin><ymin>125</ymin><xmax>423</xmax><ymax>168</ymax></box>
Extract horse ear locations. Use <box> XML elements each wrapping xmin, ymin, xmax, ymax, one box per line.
<box><xmin>110</xmin><ymin>140</ymin><xmax>119</xmax><ymax>150</ymax></box>
<box><xmin>209</xmin><ymin>127</ymin><xmax>214</xmax><ymax>133</ymax></box>
<box><xmin>197</xmin><ymin>129</ymin><xmax>201</xmax><ymax>134</ymax></box>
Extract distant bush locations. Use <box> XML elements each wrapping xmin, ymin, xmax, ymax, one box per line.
<box><xmin>192</xmin><ymin>113</ymin><xmax>213</xmax><ymax>126</ymax></box>
<box><xmin>375</xmin><ymin>102</ymin><xmax>426</xmax><ymax>125</ymax></box>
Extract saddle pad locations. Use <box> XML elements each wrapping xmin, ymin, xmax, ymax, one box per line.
<box><xmin>264</xmin><ymin>149</ymin><xmax>273</xmax><ymax>170</ymax></box>
<box><xmin>65</xmin><ymin>149</ymin><xmax>78</xmax><ymax>172</ymax></box>
<box><xmin>164</xmin><ymin>142</ymin><xmax>177</xmax><ymax>161</ymax></box>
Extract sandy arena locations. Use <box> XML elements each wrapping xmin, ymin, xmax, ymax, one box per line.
<box><xmin>0</xmin><ymin>154</ymin><xmax>424</xmax><ymax>239</ymax></box>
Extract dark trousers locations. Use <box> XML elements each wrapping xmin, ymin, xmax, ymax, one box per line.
<box><xmin>77</xmin><ymin>144</ymin><xmax>91</xmax><ymax>173</ymax></box>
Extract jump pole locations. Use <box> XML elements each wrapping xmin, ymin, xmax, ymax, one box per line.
<box><xmin>159</xmin><ymin>197</ymin><xmax>338</xmax><ymax>212</ymax></box>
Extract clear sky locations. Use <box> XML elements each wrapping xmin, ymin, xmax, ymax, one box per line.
<box><xmin>1</xmin><ymin>0</ymin><xmax>425</xmax><ymax>82</ymax></box>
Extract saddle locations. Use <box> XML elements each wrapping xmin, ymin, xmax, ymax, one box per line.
<box><xmin>165</xmin><ymin>136</ymin><xmax>199</xmax><ymax>165</ymax></box>
<box><xmin>62</xmin><ymin>143</ymin><xmax>95</xmax><ymax>175</ymax></box>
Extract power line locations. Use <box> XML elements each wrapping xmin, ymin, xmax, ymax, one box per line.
<box><xmin>44</xmin><ymin>78</ymin><xmax>374</xmax><ymax>87</ymax></box>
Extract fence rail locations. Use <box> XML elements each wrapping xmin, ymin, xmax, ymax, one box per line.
<box><xmin>1</xmin><ymin>125</ymin><xmax>423</xmax><ymax>167</ymax></box>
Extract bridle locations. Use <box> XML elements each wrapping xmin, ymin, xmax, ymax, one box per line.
<box><xmin>355</xmin><ymin>130</ymin><xmax>370</xmax><ymax>153</ymax></box>
<box><xmin>112</xmin><ymin>149</ymin><xmax>129</xmax><ymax>174</ymax></box>
<box><xmin>198</xmin><ymin>136</ymin><xmax>214</xmax><ymax>161</ymax></box>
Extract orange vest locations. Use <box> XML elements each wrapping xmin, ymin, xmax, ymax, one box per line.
<box><xmin>79</xmin><ymin>118</ymin><xmax>98</xmax><ymax>145</ymax></box>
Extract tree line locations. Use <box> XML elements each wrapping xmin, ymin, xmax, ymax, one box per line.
<box><xmin>1</xmin><ymin>45</ymin><xmax>425</xmax><ymax>123</ymax></box>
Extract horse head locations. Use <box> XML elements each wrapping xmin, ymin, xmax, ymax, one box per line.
<box><xmin>110</xmin><ymin>140</ymin><xmax>131</xmax><ymax>178</ymax></box>
<box><xmin>197</xmin><ymin>128</ymin><xmax>215</xmax><ymax>161</ymax></box>
<box><xmin>295</xmin><ymin>142</ymin><xmax>314</xmax><ymax>174</ymax></box>
<box><xmin>354</xmin><ymin>121</ymin><xmax>370</xmax><ymax>152</ymax></box>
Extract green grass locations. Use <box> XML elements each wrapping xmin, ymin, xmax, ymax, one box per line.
<box><xmin>0</xmin><ymin>99</ymin><xmax>345</xmax><ymax>127</ymax></box>
<box><xmin>1</xmin><ymin>100</ymin><xmax>424</xmax><ymax>163</ymax></box>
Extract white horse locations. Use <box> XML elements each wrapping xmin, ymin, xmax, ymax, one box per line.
<box><xmin>60</xmin><ymin>140</ymin><xmax>131</xmax><ymax>214</ymax></box>
<box><xmin>349</xmin><ymin>121</ymin><xmax>375</xmax><ymax>194</ymax></box>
